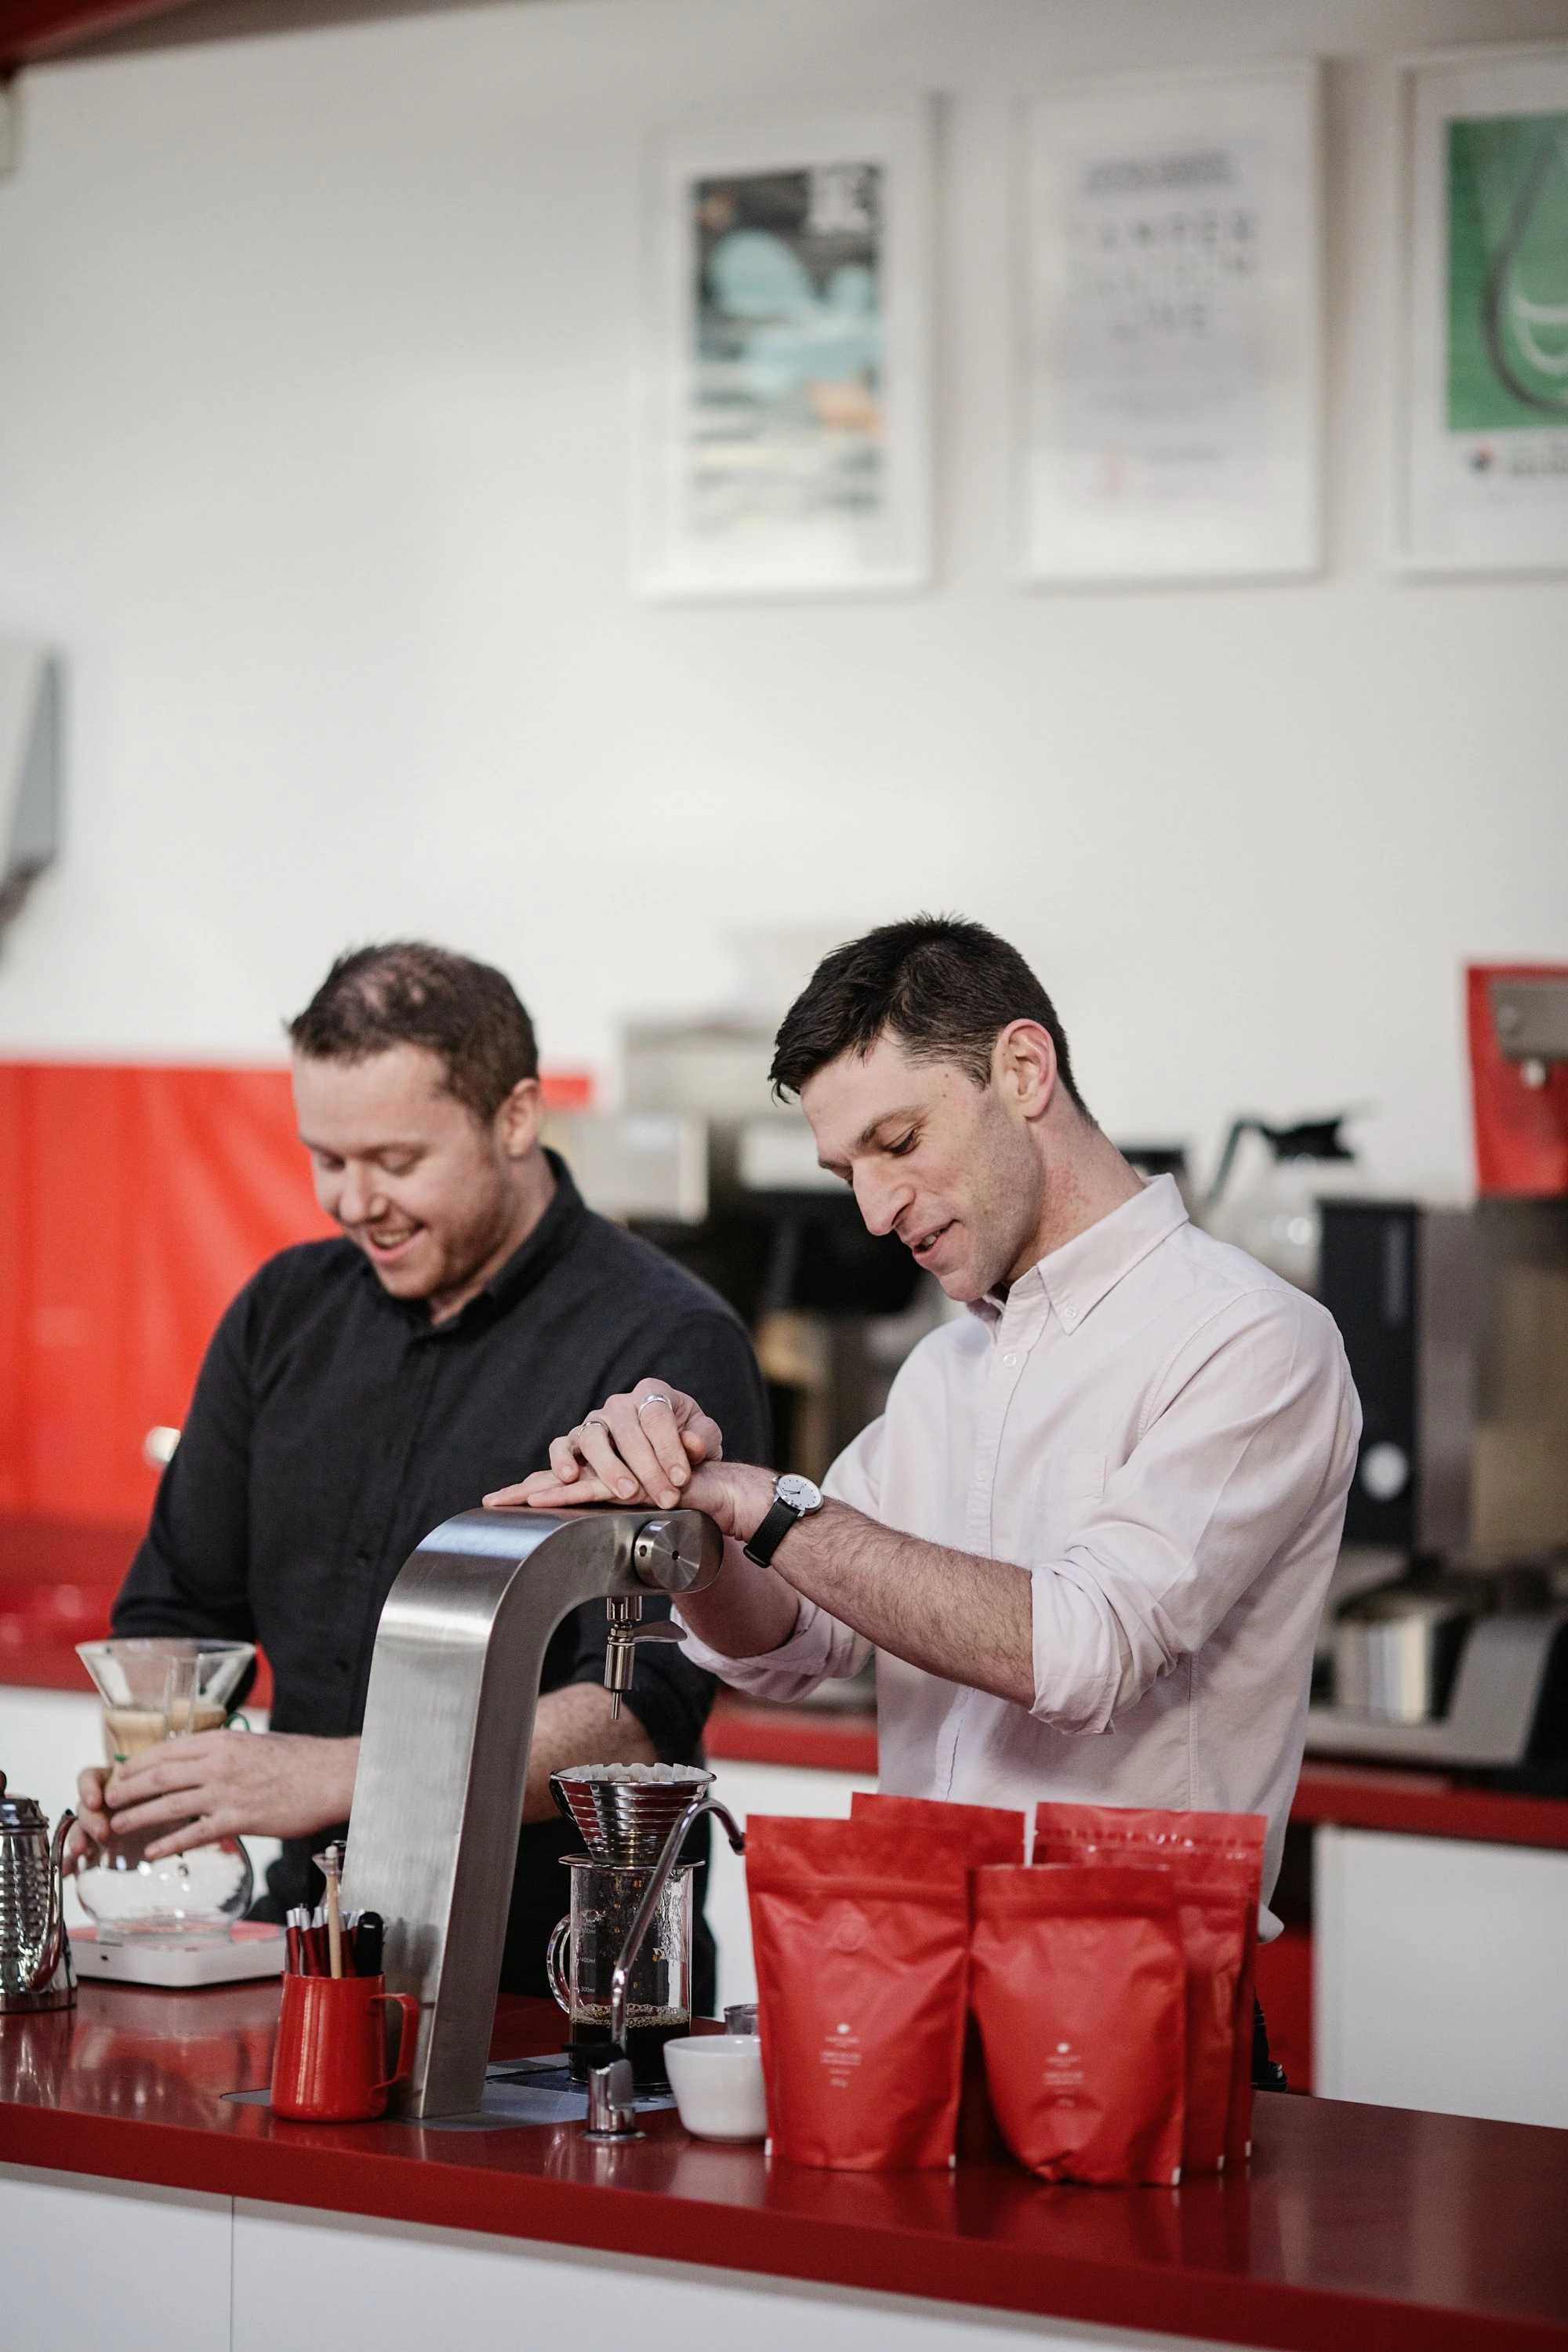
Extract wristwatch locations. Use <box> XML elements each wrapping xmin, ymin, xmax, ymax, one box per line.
<box><xmin>743</xmin><ymin>1473</ymin><xmax>824</xmax><ymax>1567</ymax></box>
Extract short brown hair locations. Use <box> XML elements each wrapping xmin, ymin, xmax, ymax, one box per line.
<box><xmin>769</xmin><ymin>915</ymin><xmax>1089</xmax><ymax>1114</ymax></box>
<box><xmin>287</xmin><ymin>942</ymin><xmax>538</xmax><ymax>1122</ymax></box>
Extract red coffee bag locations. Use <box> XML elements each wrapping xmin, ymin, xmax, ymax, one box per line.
<box><xmin>1033</xmin><ymin>1802</ymin><xmax>1267</xmax><ymax>2169</ymax></box>
<box><xmin>849</xmin><ymin>1790</ymin><xmax>1027</xmax><ymax>1866</ymax></box>
<box><xmin>970</xmin><ymin>1864</ymin><xmax>1186</xmax><ymax>2187</ymax></box>
<box><xmin>746</xmin><ymin>1815</ymin><xmax>970</xmax><ymax>2170</ymax></box>
<box><xmin>850</xmin><ymin>1791</ymin><xmax>1025</xmax><ymax>2158</ymax></box>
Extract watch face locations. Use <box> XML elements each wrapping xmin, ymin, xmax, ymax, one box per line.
<box><xmin>776</xmin><ymin>1474</ymin><xmax>823</xmax><ymax>1513</ymax></box>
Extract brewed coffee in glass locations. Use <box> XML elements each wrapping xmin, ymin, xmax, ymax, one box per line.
<box><xmin>73</xmin><ymin>1639</ymin><xmax>256</xmax><ymax>1939</ymax></box>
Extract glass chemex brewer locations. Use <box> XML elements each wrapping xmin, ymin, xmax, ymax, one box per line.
<box><xmin>546</xmin><ymin>1762</ymin><xmax>714</xmax><ymax>2089</ymax></box>
<box><xmin>72</xmin><ymin>1639</ymin><xmax>256</xmax><ymax>1938</ymax></box>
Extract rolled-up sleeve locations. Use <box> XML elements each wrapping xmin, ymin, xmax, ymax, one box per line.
<box><xmin>674</xmin><ymin>1417</ymin><xmax>881</xmax><ymax>1700</ymax></box>
<box><xmin>1029</xmin><ymin>1289</ymin><xmax>1359</xmax><ymax>1735</ymax></box>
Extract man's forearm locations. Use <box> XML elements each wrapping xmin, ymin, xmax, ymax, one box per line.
<box><xmin>677</xmin><ymin>1488</ymin><xmax>1035</xmax><ymax>1709</ymax></box>
<box><xmin>496</xmin><ymin>1397</ymin><xmax>1036</xmax><ymax>1709</ymax></box>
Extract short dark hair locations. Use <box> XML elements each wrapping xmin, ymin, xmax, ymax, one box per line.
<box><xmin>769</xmin><ymin>915</ymin><xmax>1089</xmax><ymax>1114</ymax></box>
<box><xmin>287</xmin><ymin>942</ymin><xmax>539</xmax><ymax>1122</ymax></box>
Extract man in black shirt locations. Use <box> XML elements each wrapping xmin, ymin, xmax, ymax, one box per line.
<box><xmin>72</xmin><ymin>942</ymin><xmax>768</xmax><ymax>1998</ymax></box>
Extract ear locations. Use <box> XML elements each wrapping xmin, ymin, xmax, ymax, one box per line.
<box><xmin>995</xmin><ymin>1021</ymin><xmax>1058</xmax><ymax>1123</ymax></box>
<box><xmin>495</xmin><ymin>1075</ymin><xmax>545</xmax><ymax>1160</ymax></box>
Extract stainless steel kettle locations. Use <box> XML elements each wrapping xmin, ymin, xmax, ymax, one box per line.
<box><xmin>0</xmin><ymin>1770</ymin><xmax>77</xmax><ymax>2012</ymax></box>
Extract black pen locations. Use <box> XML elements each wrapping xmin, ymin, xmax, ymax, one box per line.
<box><xmin>356</xmin><ymin>1911</ymin><xmax>383</xmax><ymax>1976</ymax></box>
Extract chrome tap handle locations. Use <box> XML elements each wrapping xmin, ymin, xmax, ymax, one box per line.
<box><xmin>631</xmin><ymin>1515</ymin><xmax>723</xmax><ymax>1595</ymax></box>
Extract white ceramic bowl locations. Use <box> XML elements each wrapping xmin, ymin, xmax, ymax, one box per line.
<box><xmin>662</xmin><ymin>2033</ymin><xmax>767</xmax><ymax>2142</ymax></box>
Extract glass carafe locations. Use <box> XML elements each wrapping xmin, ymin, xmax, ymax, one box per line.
<box><xmin>72</xmin><ymin>1639</ymin><xmax>257</xmax><ymax>1940</ymax></box>
<box><xmin>1202</xmin><ymin>1115</ymin><xmax>1365</xmax><ymax>1294</ymax></box>
<box><xmin>546</xmin><ymin>1855</ymin><xmax>695</xmax><ymax>2088</ymax></box>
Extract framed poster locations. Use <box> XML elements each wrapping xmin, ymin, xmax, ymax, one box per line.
<box><xmin>1014</xmin><ymin>62</ymin><xmax>1323</xmax><ymax>586</ymax></box>
<box><xmin>633</xmin><ymin>100</ymin><xmax>934</xmax><ymax>600</ymax></box>
<box><xmin>1401</xmin><ymin>45</ymin><xmax>1568</xmax><ymax>575</ymax></box>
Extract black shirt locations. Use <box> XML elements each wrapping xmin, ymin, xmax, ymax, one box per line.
<box><xmin>113</xmin><ymin>1154</ymin><xmax>769</xmax><ymax>1993</ymax></box>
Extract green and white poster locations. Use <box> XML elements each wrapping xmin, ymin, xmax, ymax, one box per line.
<box><xmin>1405</xmin><ymin>51</ymin><xmax>1568</xmax><ymax>572</ymax></box>
<box><xmin>1448</xmin><ymin>113</ymin><xmax>1568</xmax><ymax>428</ymax></box>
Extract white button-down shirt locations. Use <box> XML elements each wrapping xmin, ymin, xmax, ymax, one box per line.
<box><xmin>682</xmin><ymin>1177</ymin><xmax>1360</xmax><ymax>1930</ymax></box>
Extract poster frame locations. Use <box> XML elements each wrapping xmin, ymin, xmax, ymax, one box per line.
<box><xmin>1011</xmin><ymin>58</ymin><xmax>1324</xmax><ymax>591</ymax></box>
<box><xmin>1397</xmin><ymin>42</ymin><xmax>1568</xmax><ymax>579</ymax></box>
<box><xmin>632</xmin><ymin>97</ymin><xmax>935</xmax><ymax>603</ymax></box>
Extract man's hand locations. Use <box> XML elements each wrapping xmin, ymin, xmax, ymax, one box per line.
<box><xmin>485</xmin><ymin>1377</ymin><xmax>1033</xmax><ymax>1704</ymax></box>
<box><xmin>66</xmin><ymin>1767</ymin><xmax>114</xmax><ymax>1869</ymax></box>
<box><xmin>484</xmin><ymin>1380</ymin><xmax>775</xmax><ymax>1541</ymax></box>
<box><xmin>77</xmin><ymin>1732</ymin><xmax>361</xmax><ymax>1861</ymax></box>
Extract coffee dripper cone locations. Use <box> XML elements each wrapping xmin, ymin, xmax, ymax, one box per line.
<box><xmin>550</xmin><ymin>1762</ymin><xmax>713</xmax><ymax>1864</ymax></box>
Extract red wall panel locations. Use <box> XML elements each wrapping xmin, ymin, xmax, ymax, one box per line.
<box><xmin>0</xmin><ymin>1063</ymin><xmax>335</xmax><ymax>1526</ymax></box>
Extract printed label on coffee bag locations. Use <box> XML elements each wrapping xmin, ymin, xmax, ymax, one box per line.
<box><xmin>821</xmin><ymin>2020</ymin><xmax>862</xmax><ymax>2089</ymax></box>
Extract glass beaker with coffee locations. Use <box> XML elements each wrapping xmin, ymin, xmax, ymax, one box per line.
<box><xmin>73</xmin><ymin>1639</ymin><xmax>257</xmax><ymax>1939</ymax></box>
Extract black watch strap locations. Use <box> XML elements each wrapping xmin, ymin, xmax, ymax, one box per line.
<box><xmin>743</xmin><ymin>1495</ymin><xmax>805</xmax><ymax>1569</ymax></box>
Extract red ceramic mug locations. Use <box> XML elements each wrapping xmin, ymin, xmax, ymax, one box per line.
<box><xmin>270</xmin><ymin>1973</ymin><xmax>419</xmax><ymax>2122</ymax></box>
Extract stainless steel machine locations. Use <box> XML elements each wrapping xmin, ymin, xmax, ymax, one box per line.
<box><xmin>1308</xmin><ymin>1192</ymin><xmax>1568</xmax><ymax>1775</ymax></box>
<box><xmin>339</xmin><ymin>1504</ymin><xmax>724</xmax><ymax>2121</ymax></box>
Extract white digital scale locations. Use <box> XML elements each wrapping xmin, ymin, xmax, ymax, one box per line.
<box><xmin>70</xmin><ymin>1920</ymin><xmax>286</xmax><ymax>1988</ymax></box>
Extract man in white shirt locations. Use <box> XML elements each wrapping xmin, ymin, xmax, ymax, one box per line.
<box><xmin>491</xmin><ymin>917</ymin><xmax>1360</xmax><ymax>2013</ymax></box>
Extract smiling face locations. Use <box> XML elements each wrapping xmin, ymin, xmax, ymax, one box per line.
<box><xmin>800</xmin><ymin>1030</ymin><xmax>1051</xmax><ymax>1303</ymax></box>
<box><xmin>292</xmin><ymin>1044</ymin><xmax>546</xmax><ymax>1320</ymax></box>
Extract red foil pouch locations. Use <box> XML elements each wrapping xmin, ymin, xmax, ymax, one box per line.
<box><xmin>746</xmin><ymin>1815</ymin><xmax>970</xmax><ymax>2170</ymax></box>
<box><xmin>1033</xmin><ymin>1802</ymin><xmax>1267</xmax><ymax>2169</ymax></box>
<box><xmin>971</xmin><ymin>1864</ymin><xmax>1185</xmax><ymax>2186</ymax></box>
<box><xmin>850</xmin><ymin>1791</ymin><xmax>1025</xmax><ymax>2158</ymax></box>
<box><xmin>849</xmin><ymin>1790</ymin><xmax>1027</xmax><ymax>1865</ymax></box>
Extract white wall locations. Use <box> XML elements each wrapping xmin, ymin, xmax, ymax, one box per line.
<box><xmin>1</xmin><ymin>0</ymin><xmax>1566</xmax><ymax>1192</ymax></box>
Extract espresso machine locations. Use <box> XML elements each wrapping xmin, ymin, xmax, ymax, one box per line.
<box><xmin>1306</xmin><ymin>967</ymin><xmax>1568</xmax><ymax>1777</ymax></box>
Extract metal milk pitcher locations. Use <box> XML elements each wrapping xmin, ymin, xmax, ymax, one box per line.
<box><xmin>0</xmin><ymin>1770</ymin><xmax>77</xmax><ymax>2013</ymax></box>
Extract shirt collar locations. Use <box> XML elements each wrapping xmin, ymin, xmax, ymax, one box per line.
<box><xmin>969</xmin><ymin>1173</ymin><xmax>1189</xmax><ymax>1336</ymax></box>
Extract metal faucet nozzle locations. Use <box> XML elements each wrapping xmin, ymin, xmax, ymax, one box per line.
<box><xmin>601</xmin><ymin>1515</ymin><xmax>720</xmax><ymax>1719</ymax></box>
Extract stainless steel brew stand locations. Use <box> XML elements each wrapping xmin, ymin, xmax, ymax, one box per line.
<box><xmin>339</xmin><ymin>1504</ymin><xmax>744</xmax><ymax>2129</ymax></box>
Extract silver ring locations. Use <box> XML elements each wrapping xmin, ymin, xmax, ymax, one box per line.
<box><xmin>583</xmin><ymin>1415</ymin><xmax>611</xmax><ymax>1432</ymax></box>
<box><xmin>635</xmin><ymin>1394</ymin><xmax>673</xmax><ymax>1421</ymax></box>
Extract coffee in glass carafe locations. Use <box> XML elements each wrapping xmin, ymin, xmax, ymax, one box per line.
<box><xmin>72</xmin><ymin>1639</ymin><xmax>257</xmax><ymax>1939</ymax></box>
<box><xmin>546</xmin><ymin>1853</ymin><xmax>695</xmax><ymax>2087</ymax></box>
<box><xmin>545</xmin><ymin>1762</ymin><xmax>713</xmax><ymax>2086</ymax></box>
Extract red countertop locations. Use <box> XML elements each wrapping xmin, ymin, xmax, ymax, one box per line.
<box><xmin>2</xmin><ymin>1982</ymin><xmax>1565</xmax><ymax>2351</ymax></box>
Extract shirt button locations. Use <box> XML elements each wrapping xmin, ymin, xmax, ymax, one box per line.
<box><xmin>1061</xmin><ymin>1307</ymin><xmax>1077</xmax><ymax>1329</ymax></box>
<box><xmin>1002</xmin><ymin>1352</ymin><xmax>1018</xmax><ymax>1368</ymax></box>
